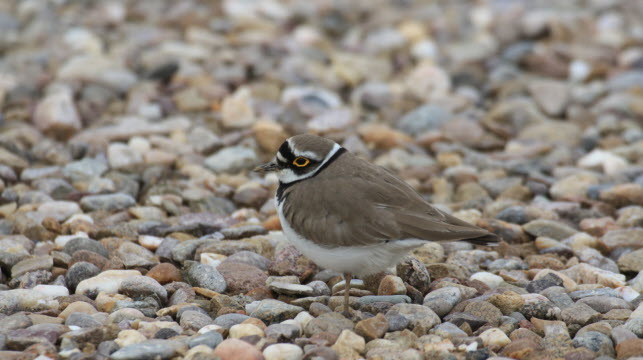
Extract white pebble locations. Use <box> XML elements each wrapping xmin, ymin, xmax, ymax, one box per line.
<box><xmin>54</xmin><ymin>232</ymin><xmax>88</xmax><ymax>248</ymax></box>
<box><xmin>32</xmin><ymin>285</ymin><xmax>69</xmax><ymax>298</ymax></box>
<box><xmin>263</xmin><ymin>343</ymin><xmax>304</xmax><ymax>360</ymax></box>
<box><xmin>229</xmin><ymin>324</ymin><xmax>264</xmax><ymax>338</ymax></box>
<box><xmin>64</xmin><ymin>214</ymin><xmax>94</xmax><ymax>225</ymax></box>
<box><xmin>479</xmin><ymin>328</ymin><xmax>510</xmax><ymax>348</ymax></box>
<box><xmin>578</xmin><ymin>149</ymin><xmax>628</xmax><ymax>176</ymax></box>
<box><xmin>115</xmin><ymin>329</ymin><xmax>146</xmax><ymax>347</ymax></box>
<box><xmin>616</xmin><ymin>286</ymin><xmax>640</xmax><ymax>302</ymax></box>
<box><xmin>138</xmin><ymin>235</ymin><xmax>163</xmax><ymax>250</ymax></box>
<box><xmin>200</xmin><ymin>253</ymin><xmax>227</xmax><ymax>267</ymax></box>
<box><xmin>470</xmin><ymin>272</ymin><xmax>504</xmax><ymax>289</ymax></box>
<box><xmin>293</xmin><ymin>311</ymin><xmax>314</xmax><ymax>329</ymax></box>
<box><xmin>569</xmin><ymin>59</ymin><xmax>591</xmax><ymax>82</ymax></box>
<box><xmin>198</xmin><ymin>324</ymin><xmax>223</xmax><ymax>334</ymax></box>
<box><xmin>76</xmin><ymin>270</ymin><xmax>141</xmax><ymax>296</ymax></box>
<box><xmin>128</xmin><ymin>136</ymin><xmax>151</xmax><ymax>153</ymax></box>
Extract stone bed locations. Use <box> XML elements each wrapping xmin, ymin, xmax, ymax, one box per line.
<box><xmin>0</xmin><ymin>1</ymin><xmax>642</xmax><ymax>359</ymax></box>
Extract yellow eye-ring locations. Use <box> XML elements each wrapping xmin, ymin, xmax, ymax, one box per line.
<box><xmin>293</xmin><ymin>157</ymin><xmax>310</xmax><ymax>167</ymax></box>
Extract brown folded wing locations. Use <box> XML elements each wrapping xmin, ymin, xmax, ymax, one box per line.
<box><xmin>281</xmin><ymin>153</ymin><xmax>498</xmax><ymax>248</ymax></box>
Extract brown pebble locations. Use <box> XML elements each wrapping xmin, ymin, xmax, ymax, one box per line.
<box><xmin>355</xmin><ymin>313</ymin><xmax>388</xmax><ymax>341</ymax></box>
<box><xmin>146</xmin><ymin>263</ymin><xmax>182</xmax><ymax>284</ymax></box>
<box><xmin>217</xmin><ymin>262</ymin><xmax>268</xmax><ymax>295</ymax></box>
<box><xmin>212</xmin><ymin>338</ymin><xmax>263</xmax><ymax>360</ymax></box>
<box><xmin>262</xmin><ymin>215</ymin><xmax>282</xmax><ymax>231</ymax></box>
<box><xmin>616</xmin><ymin>338</ymin><xmax>643</xmax><ymax>360</ymax></box>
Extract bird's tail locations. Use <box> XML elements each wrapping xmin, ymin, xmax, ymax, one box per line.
<box><xmin>464</xmin><ymin>233</ymin><xmax>500</xmax><ymax>246</ymax></box>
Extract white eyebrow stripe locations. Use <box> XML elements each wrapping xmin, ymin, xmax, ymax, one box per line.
<box><xmin>276</xmin><ymin>152</ymin><xmax>286</xmax><ymax>162</ymax></box>
<box><xmin>278</xmin><ymin>143</ymin><xmax>341</xmax><ymax>184</ymax></box>
<box><xmin>292</xmin><ymin>149</ymin><xmax>322</xmax><ymax>161</ymax></box>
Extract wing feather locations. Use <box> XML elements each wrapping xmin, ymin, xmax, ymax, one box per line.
<box><xmin>281</xmin><ymin>152</ymin><xmax>498</xmax><ymax>248</ymax></box>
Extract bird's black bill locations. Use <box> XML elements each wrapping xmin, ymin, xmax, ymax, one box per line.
<box><xmin>254</xmin><ymin>161</ymin><xmax>281</xmax><ymax>173</ymax></box>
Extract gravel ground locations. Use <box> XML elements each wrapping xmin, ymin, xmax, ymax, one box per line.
<box><xmin>0</xmin><ymin>1</ymin><xmax>643</xmax><ymax>359</ymax></box>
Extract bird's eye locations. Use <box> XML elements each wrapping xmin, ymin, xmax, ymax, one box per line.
<box><xmin>292</xmin><ymin>157</ymin><xmax>310</xmax><ymax>167</ymax></box>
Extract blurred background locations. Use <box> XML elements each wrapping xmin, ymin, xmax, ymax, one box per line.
<box><xmin>0</xmin><ymin>0</ymin><xmax>642</xmax><ymax>229</ymax></box>
<box><xmin>0</xmin><ymin>2</ymin><xmax>642</xmax><ymax>359</ymax></box>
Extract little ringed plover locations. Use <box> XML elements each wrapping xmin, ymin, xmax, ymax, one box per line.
<box><xmin>255</xmin><ymin>134</ymin><xmax>499</xmax><ymax>314</ymax></box>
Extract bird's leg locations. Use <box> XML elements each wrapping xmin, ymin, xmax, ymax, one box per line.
<box><xmin>342</xmin><ymin>272</ymin><xmax>352</xmax><ymax>317</ymax></box>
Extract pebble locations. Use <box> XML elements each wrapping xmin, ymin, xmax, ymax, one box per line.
<box><xmin>263</xmin><ymin>343</ymin><xmax>304</xmax><ymax>360</ymax></box>
<box><xmin>119</xmin><ymin>275</ymin><xmax>167</xmax><ymax>303</ymax></box>
<box><xmin>188</xmin><ymin>330</ymin><xmax>223</xmax><ymax>349</ymax></box>
<box><xmin>229</xmin><ymin>323</ymin><xmax>264</xmax><ymax>338</ymax></box>
<box><xmin>184</xmin><ymin>263</ymin><xmax>227</xmax><ymax>293</ymax></box>
<box><xmin>249</xmin><ymin>299</ymin><xmax>304</xmax><ymax>324</ymax></box>
<box><xmin>212</xmin><ymin>338</ymin><xmax>264</xmax><ymax>360</ymax></box>
<box><xmin>387</xmin><ymin>304</ymin><xmax>441</xmax><ymax>334</ymax></box>
<box><xmin>269</xmin><ymin>282</ymin><xmax>314</xmax><ymax>297</ymax></box>
<box><xmin>355</xmin><ymin>313</ymin><xmax>388</xmax><ymax>341</ymax></box>
<box><xmin>523</xmin><ymin>219</ymin><xmax>578</xmax><ymax>240</ymax></box>
<box><xmin>470</xmin><ymin>272</ymin><xmax>504</xmax><ymax>289</ymax></box>
<box><xmin>80</xmin><ymin>193</ymin><xmax>136</xmax><ymax>212</ymax></box>
<box><xmin>0</xmin><ymin>1</ymin><xmax>641</xmax><ymax>358</ymax></box>
<box><xmin>422</xmin><ymin>287</ymin><xmax>462</xmax><ymax>317</ymax></box>
<box><xmin>146</xmin><ymin>263</ymin><xmax>182</xmax><ymax>284</ymax></box>
<box><xmin>76</xmin><ymin>270</ymin><xmax>142</xmax><ymax>296</ymax></box>
<box><xmin>204</xmin><ymin>146</ymin><xmax>258</xmax><ymax>174</ymax></box>
<box><xmin>110</xmin><ymin>339</ymin><xmax>186</xmax><ymax>360</ymax></box>
<box><xmin>378</xmin><ymin>275</ymin><xmax>406</xmax><ymax>296</ymax></box>
<box><xmin>479</xmin><ymin>328</ymin><xmax>511</xmax><ymax>349</ymax></box>
<box><xmin>332</xmin><ymin>329</ymin><xmax>366</xmax><ymax>359</ymax></box>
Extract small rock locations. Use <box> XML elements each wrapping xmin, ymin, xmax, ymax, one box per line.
<box><xmin>527</xmin><ymin>79</ymin><xmax>569</xmax><ymax>116</ymax></box>
<box><xmin>560</xmin><ymin>302</ymin><xmax>601</xmax><ymax>326</ymax></box>
<box><xmin>146</xmin><ymin>263</ymin><xmax>182</xmax><ymax>284</ymax></box>
<box><xmin>63</xmin><ymin>237</ymin><xmax>109</xmax><ymax>258</ymax></box>
<box><xmin>110</xmin><ymin>339</ymin><xmax>186</xmax><ymax>360</ymax></box>
<box><xmin>119</xmin><ymin>275</ymin><xmax>167</xmax><ymax>303</ymax></box>
<box><xmin>204</xmin><ymin>146</ymin><xmax>258</xmax><ymax>174</ymax></box>
<box><xmin>422</xmin><ymin>287</ymin><xmax>462</xmax><ymax>317</ymax></box>
<box><xmin>80</xmin><ymin>193</ymin><xmax>136</xmax><ymax>212</ymax></box>
<box><xmin>184</xmin><ymin>263</ymin><xmax>227</xmax><ymax>293</ymax></box>
<box><xmin>269</xmin><ymin>282</ymin><xmax>314</xmax><ymax>297</ymax></box>
<box><xmin>479</xmin><ymin>328</ymin><xmax>511</xmax><ymax>349</ymax></box>
<box><xmin>229</xmin><ymin>323</ymin><xmax>264</xmax><ymax>338</ymax></box>
<box><xmin>188</xmin><ymin>330</ymin><xmax>223</xmax><ymax>349</ymax></box>
<box><xmin>355</xmin><ymin>313</ymin><xmax>388</xmax><ymax>341</ymax></box>
<box><xmin>217</xmin><ymin>262</ymin><xmax>267</xmax><ymax>295</ymax></box>
<box><xmin>488</xmin><ymin>291</ymin><xmax>526</xmax><ymax>315</ymax></box>
<box><xmin>331</xmin><ymin>329</ymin><xmax>366</xmax><ymax>359</ymax></box>
<box><xmin>470</xmin><ymin>272</ymin><xmax>504</xmax><ymax>289</ymax></box>
<box><xmin>378</xmin><ymin>275</ymin><xmax>406</xmax><ymax>296</ymax></box>
<box><xmin>573</xmin><ymin>331</ymin><xmax>615</xmax><ymax>357</ymax></box>
<box><xmin>304</xmin><ymin>312</ymin><xmax>354</xmax><ymax>337</ymax></box>
<box><xmin>263</xmin><ymin>343</ymin><xmax>304</xmax><ymax>360</ymax></box>
<box><xmin>33</xmin><ymin>92</ymin><xmax>82</xmax><ymax>139</ymax></box>
<box><xmin>212</xmin><ymin>338</ymin><xmax>264</xmax><ymax>360</ymax></box>
<box><xmin>249</xmin><ymin>299</ymin><xmax>304</xmax><ymax>324</ymax></box>
<box><xmin>387</xmin><ymin>304</ymin><xmax>440</xmax><ymax>334</ymax></box>
<box><xmin>464</xmin><ymin>302</ymin><xmax>503</xmax><ymax>326</ymax></box>
<box><xmin>618</xmin><ymin>248</ymin><xmax>643</xmax><ymax>273</ymax></box>
<box><xmin>76</xmin><ymin>270</ymin><xmax>142</xmax><ymax>297</ymax></box>
<box><xmin>265</xmin><ymin>323</ymin><xmax>300</xmax><ymax>342</ymax></box>
<box><xmin>523</xmin><ymin>219</ymin><xmax>578</xmax><ymax>240</ymax></box>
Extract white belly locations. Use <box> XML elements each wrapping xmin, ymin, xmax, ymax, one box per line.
<box><xmin>277</xmin><ymin>200</ymin><xmax>425</xmax><ymax>278</ymax></box>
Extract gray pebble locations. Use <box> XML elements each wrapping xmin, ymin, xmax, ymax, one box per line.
<box><xmin>188</xmin><ymin>330</ymin><xmax>223</xmax><ymax>348</ymax></box>
<box><xmin>213</xmin><ymin>313</ymin><xmax>250</xmax><ymax>329</ymax></box>
<box><xmin>110</xmin><ymin>339</ymin><xmax>185</xmax><ymax>360</ymax></box>
<box><xmin>184</xmin><ymin>263</ymin><xmax>226</xmax><ymax>293</ymax></box>
<box><xmin>80</xmin><ymin>193</ymin><xmax>136</xmax><ymax>212</ymax></box>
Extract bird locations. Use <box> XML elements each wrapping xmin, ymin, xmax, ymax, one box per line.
<box><xmin>255</xmin><ymin>134</ymin><xmax>498</xmax><ymax>315</ymax></box>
